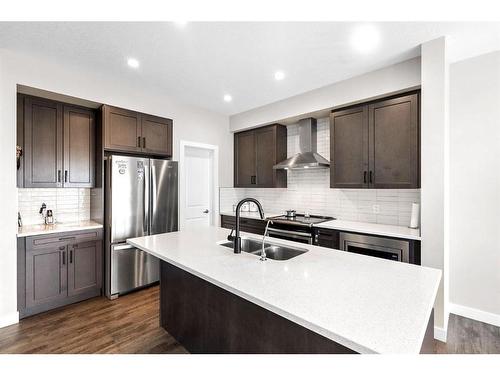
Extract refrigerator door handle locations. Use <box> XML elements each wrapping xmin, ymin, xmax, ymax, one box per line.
<box><xmin>151</xmin><ymin>164</ymin><xmax>157</xmax><ymax>229</ymax></box>
<box><xmin>143</xmin><ymin>162</ymin><xmax>150</xmax><ymax>235</ymax></box>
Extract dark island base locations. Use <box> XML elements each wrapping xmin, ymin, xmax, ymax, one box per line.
<box><xmin>160</xmin><ymin>260</ymin><xmax>434</xmax><ymax>354</ymax></box>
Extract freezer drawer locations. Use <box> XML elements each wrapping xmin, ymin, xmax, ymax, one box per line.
<box><xmin>110</xmin><ymin>243</ymin><xmax>159</xmax><ymax>295</ymax></box>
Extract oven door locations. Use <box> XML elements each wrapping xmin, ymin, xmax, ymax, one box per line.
<box><xmin>339</xmin><ymin>232</ymin><xmax>409</xmax><ymax>262</ymax></box>
<box><xmin>267</xmin><ymin>227</ymin><xmax>313</xmax><ymax>244</ymax></box>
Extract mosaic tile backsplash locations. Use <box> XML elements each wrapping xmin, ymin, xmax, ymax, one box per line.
<box><xmin>220</xmin><ymin>117</ymin><xmax>420</xmax><ymax>227</ymax></box>
<box><xmin>18</xmin><ymin>188</ymin><xmax>91</xmax><ymax>225</ymax></box>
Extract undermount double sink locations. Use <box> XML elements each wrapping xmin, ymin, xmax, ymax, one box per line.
<box><xmin>219</xmin><ymin>237</ymin><xmax>308</xmax><ymax>261</ymax></box>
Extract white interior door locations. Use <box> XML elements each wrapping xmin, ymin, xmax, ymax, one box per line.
<box><xmin>184</xmin><ymin>146</ymin><xmax>213</xmax><ymax>229</ymax></box>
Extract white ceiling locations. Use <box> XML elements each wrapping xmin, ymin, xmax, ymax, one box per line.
<box><xmin>1</xmin><ymin>22</ymin><xmax>499</xmax><ymax>115</ymax></box>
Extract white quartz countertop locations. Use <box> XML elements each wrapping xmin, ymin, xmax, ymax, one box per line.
<box><xmin>17</xmin><ymin>220</ymin><xmax>103</xmax><ymax>237</ymax></box>
<box><xmin>315</xmin><ymin>220</ymin><xmax>421</xmax><ymax>240</ymax></box>
<box><xmin>127</xmin><ymin>226</ymin><xmax>440</xmax><ymax>354</ymax></box>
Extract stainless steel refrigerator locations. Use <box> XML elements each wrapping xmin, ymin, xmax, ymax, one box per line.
<box><xmin>104</xmin><ymin>155</ymin><xmax>178</xmax><ymax>299</ymax></box>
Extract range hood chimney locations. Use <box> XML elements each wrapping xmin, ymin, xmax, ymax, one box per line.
<box><xmin>273</xmin><ymin>118</ymin><xmax>330</xmax><ymax>170</ymax></box>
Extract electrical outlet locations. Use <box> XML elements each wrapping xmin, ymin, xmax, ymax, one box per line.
<box><xmin>372</xmin><ymin>204</ymin><xmax>380</xmax><ymax>214</ymax></box>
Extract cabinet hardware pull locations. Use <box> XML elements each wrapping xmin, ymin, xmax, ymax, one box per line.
<box><xmin>363</xmin><ymin>171</ymin><xmax>367</xmax><ymax>184</ymax></box>
<box><xmin>59</xmin><ymin>246</ymin><xmax>65</xmax><ymax>250</ymax></box>
<box><xmin>137</xmin><ymin>136</ymin><xmax>141</xmax><ymax>147</ymax></box>
<box><xmin>69</xmin><ymin>250</ymin><xmax>73</xmax><ymax>264</ymax></box>
<box><xmin>64</xmin><ymin>170</ymin><xmax>68</xmax><ymax>183</ymax></box>
<box><xmin>143</xmin><ymin>137</ymin><xmax>146</xmax><ymax>148</ymax></box>
<box><xmin>58</xmin><ymin>170</ymin><xmax>61</xmax><ymax>183</ymax></box>
<box><xmin>59</xmin><ymin>236</ymin><xmax>76</xmax><ymax>241</ymax></box>
<box><xmin>369</xmin><ymin>171</ymin><xmax>373</xmax><ymax>184</ymax></box>
<box><xmin>62</xmin><ymin>251</ymin><xmax>66</xmax><ymax>265</ymax></box>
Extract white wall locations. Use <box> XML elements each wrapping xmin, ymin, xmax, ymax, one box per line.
<box><xmin>230</xmin><ymin>57</ymin><xmax>421</xmax><ymax>131</ymax></box>
<box><xmin>449</xmin><ymin>51</ymin><xmax>500</xmax><ymax>326</ymax></box>
<box><xmin>420</xmin><ymin>37</ymin><xmax>450</xmax><ymax>340</ymax></box>
<box><xmin>0</xmin><ymin>49</ymin><xmax>231</xmax><ymax>327</ymax></box>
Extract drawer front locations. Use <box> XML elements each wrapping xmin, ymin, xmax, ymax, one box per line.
<box><xmin>27</xmin><ymin>229</ymin><xmax>103</xmax><ymax>250</ymax></box>
<box><xmin>314</xmin><ymin>228</ymin><xmax>340</xmax><ymax>249</ymax></box>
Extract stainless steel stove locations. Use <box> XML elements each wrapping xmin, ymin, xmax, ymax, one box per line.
<box><xmin>267</xmin><ymin>213</ymin><xmax>335</xmax><ymax>244</ymax></box>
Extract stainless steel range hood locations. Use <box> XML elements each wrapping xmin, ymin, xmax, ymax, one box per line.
<box><xmin>273</xmin><ymin>118</ymin><xmax>330</xmax><ymax>170</ymax></box>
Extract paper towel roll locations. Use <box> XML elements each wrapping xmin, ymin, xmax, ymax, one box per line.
<box><xmin>409</xmin><ymin>202</ymin><xmax>420</xmax><ymax>229</ymax></box>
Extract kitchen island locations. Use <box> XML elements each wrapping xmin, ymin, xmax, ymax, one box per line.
<box><xmin>127</xmin><ymin>226</ymin><xmax>441</xmax><ymax>354</ymax></box>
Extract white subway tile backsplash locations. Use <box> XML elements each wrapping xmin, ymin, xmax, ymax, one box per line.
<box><xmin>220</xmin><ymin>116</ymin><xmax>420</xmax><ymax>227</ymax></box>
<box><xmin>18</xmin><ymin>188</ymin><xmax>91</xmax><ymax>225</ymax></box>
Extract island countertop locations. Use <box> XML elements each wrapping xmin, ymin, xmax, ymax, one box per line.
<box><xmin>127</xmin><ymin>226</ymin><xmax>441</xmax><ymax>354</ymax></box>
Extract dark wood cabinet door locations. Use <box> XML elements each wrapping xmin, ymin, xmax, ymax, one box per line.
<box><xmin>368</xmin><ymin>94</ymin><xmax>419</xmax><ymax>188</ymax></box>
<box><xmin>255</xmin><ymin>127</ymin><xmax>276</xmax><ymax>187</ymax></box>
<box><xmin>63</xmin><ymin>106</ymin><xmax>95</xmax><ymax>187</ymax></box>
<box><xmin>17</xmin><ymin>94</ymin><xmax>25</xmax><ymax>188</ymax></box>
<box><xmin>330</xmin><ymin>105</ymin><xmax>369</xmax><ymax>188</ymax></box>
<box><xmin>68</xmin><ymin>240</ymin><xmax>102</xmax><ymax>297</ymax></box>
<box><xmin>103</xmin><ymin>105</ymin><xmax>141</xmax><ymax>153</ymax></box>
<box><xmin>25</xmin><ymin>246</ymin><xmax>67</xmax><ymax>308</ymax></box>
<box><xmin>141</xmin><ymin>114</ymin><xmax>173</xmax><ymax>156</ymax></box>
<box><xmin>234</xmin><ymin>130</ymin><xmax>256</xmax><ymax>187</ymax></box>
<box><xmin>23</xmin><ymin>97</ymin><xmax>63</xmax><ymax>188</ymax></box>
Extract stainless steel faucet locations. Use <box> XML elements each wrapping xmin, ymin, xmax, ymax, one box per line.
<box><xmin>260</xmin><ymin>219</ymin><xmax>273</xmax><ymax>261</ymax></box>
<box><xmin>229</xmin><ymin>198</ymin><xmax>265</xmax><ymax>254</ymax></box>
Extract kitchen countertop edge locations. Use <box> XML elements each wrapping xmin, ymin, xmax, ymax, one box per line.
<box><xmin>17</xmin><ymin>221</ymin><xmax>104</xmax><ymax>238</ymax></box>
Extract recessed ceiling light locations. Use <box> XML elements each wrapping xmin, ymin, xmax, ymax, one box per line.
<box><xmin>350</xmin><ymin>25</ymin><xmax>380</xmax><ymax>54</ymax></box>
<box><xmin>223</xmin><ymin>94</ymin><xmax>232</xmax><ymax>102</ymax></box>
<box><xmin>127</xmin><ymin>58</ymin><xmax>140</xmax><ymax>69</ymax></box>
<box><xmin>274</xmin><ymin>71</ymin><xmax>285</xmax><ymax>81</ymax></box>
<box><xmin>174</xmin><ymin>21</ymin><xmax>188</xmax><ymax>27</ymax></box>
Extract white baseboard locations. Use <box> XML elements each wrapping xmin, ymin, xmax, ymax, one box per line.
<box><xmin>0</xmin><ymin>311</ymin><xmax>19</xmax><ymax>328</ymax></box>
<box><xmin>450</xmin><ymin>303</ymin><xmax>500</xmax><ymax>327</ymax></box>
<box><xmin>434</xmin><ymin>325</ymin><xmax>447</xmax><ymax>342</ymax></box>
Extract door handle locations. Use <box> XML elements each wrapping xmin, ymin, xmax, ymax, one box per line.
<box><xmin>203</xmin><ymin>209</ymin><xmax>209</xmax><ymax>214</ymax></box>
<box><xmin>58</xmin><ymin>170</ymin><xmax>61</xmax><ymax>183</ymax></box>
<box><xmin>369</xmin><ymin>171</ymin><xmax>373</xmax><ymax>184</ymax></box>
<box><xmin>251</xmin><ymin>176</ymin><xmax>256</xmax><ymax>184</ymax></box>
<box><xmin>137</xmin><ymin>136</ymin><xmax>141</xmax><ymax>147</ymax></box>
<box><xmin>69</xmin><ymin>249</ymin><xmax>73</xmax><ymax>264</ymax></box>
<box><xmin>363</xmin><ymin>171</ymin><xmax>367</xmax><ymax>184</ymax></box>
<box><xmin>143</xmin><ymin>137</ymin><xmax>146</xmax><ymax>148</ymax></box>
<box><xmin>61</xmin><ymin>251</ymin><xmax>66</xmax><ymax>265</ymax></box>
<box><xmin>64</xmin><ymin>170</ymin><xmax>68</xmax><ymax>183</ymax></box>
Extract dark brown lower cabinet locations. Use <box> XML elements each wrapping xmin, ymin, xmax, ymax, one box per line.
<box><xmin>25</xmin><ymin>245</ymin><xmax>68</xmax><ymax>309</ymax></box>
<box><xmin>68</xmin><ymin>241</ymin><xmax>102</xmax><ymax>297</ymax></box>
<box><xmin>160</xmin><ymin>260</ymin><xmax>356</xmax><ymax>354</ymax></box>
<box><xmin>220</xmin><ymin>215</ymin><xmax>266</xmax><ymax>235</ymax></box>
<box><xmin>18</xmin><ymin>229</ymin><xmax>103</xmax><ymax>318</ymax></box>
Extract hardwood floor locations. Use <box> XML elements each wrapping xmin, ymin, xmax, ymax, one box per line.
<box><xmin>0</xmin><ymin>286</ymin><xmax>188</xmax><ymax>354</ymax></box>
<box><xmin>0</xmin><ymin>285</ymin><xmax>498</xmax><ymax>354</ymax></box>
<box><xmin>435</xmin><ymin>314</ymin><xmax>500</xmax><ymax>354</ymax></box>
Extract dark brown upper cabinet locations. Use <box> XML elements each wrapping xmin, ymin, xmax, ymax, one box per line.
<box><xmin>234</xmin><ymin>124</ymin><xmax>287</xmax><ymax>188</ymax></box>
<box><xmin>330</xmin><ymin>92</ymin><xmax>420</xmax><ymax>189</ymax></box>
<box><xmin>103</xmin><ymin>105</ymin><xmax>141</xmax><ymax>153</ymax></box>
<box><xmin>19</xmin><ymin>95</ymin><xmax>96</xmax><ymax>188</ymax></box>
<box><xmin>103</xmin><ymin>105</ymin><xmax>173</xmax><ymax>157</ymax></box>
<box><xmin>63</xmin><ymin>106</ymin><xmax>95</xmax><ymax>188</ymax></box>
<box><xmin>330</xmin><ymin>105</ymin><xmax>369</xmax><ymax>188</ymax></box>
<box><xmin>141</xmin><ymin>114</ymin><xmax>173</xmax><ymax>156</ymax></box>
<box><xmin>23</xmin><ymin>96</ymin><xmax>63</xmax><ymax>188</ymax></box>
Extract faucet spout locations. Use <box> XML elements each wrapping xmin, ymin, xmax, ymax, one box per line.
<box><xmin>233</xmin><ymin>198</ymin><xmax>265</xmax><ymax>254</ymax></box>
